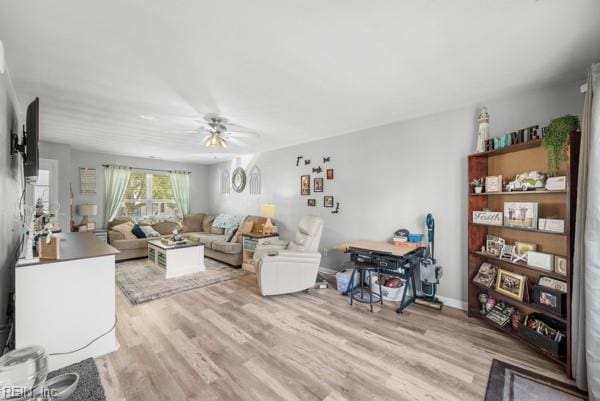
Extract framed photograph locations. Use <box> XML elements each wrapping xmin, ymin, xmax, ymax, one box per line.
<box><xmin>472</xmin><ymin>262</ymin><xmax>498</xmax><ymax>288</ymax></box>
<box><xmin>300</xmin><ymin>175</ymin><xmax>310</xmax><ymax>196</ymax></box>
<box><xmin>326</xmin><ymin>169</ymin><xmax>334</xmax><ymax>180</ymax></box>
<box><xmin>554</xmin><ymin>256</ymin><xmax>567</xmax><ymax>276</ymax></box>
<box><xmin>324</xmin><ymin>196</ymin><xmax>334</xmax><ymax>208</ymax></box>
<box><xmin>314</xmin><ymin>177</ymin><xmax>323</xmax><ymax>192</ymax></box>
<box><xmin>495</xmin><ymin>269</ymin><xmax>527</xmax><ymax>301</ymax></box>
<box><xmin>307</xmin><ymin>199</ymin><xmax>316</xmax><ymax>207</ymax></box>
<box><xmin>485</xmin><ymin>235</ymin><xmax>505</xmax><ymax>257</ymax></box>
<box><xmin>533</xmin><ymin>284</ymin><xmax>566</xmax><ymax>315</ymax></box>
<box><xmin>503</xmin><ymin>202</ymin><xmax>538</xmax><ymax>229</ymax></box>
<box><xmin>485</xmin><ymin>175</ymin><xmax>502</xmax><ymax>193</ymax></box>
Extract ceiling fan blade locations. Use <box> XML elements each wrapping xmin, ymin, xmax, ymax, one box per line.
<box><xmin>227</xmin><ymin>130</ymin><xmax>259</xmax><ymax>138</ymax></box>
<box><xmin>226</xmin><ymin>137</ymin><xmax>248</xmax><ymax>146</ymax></box>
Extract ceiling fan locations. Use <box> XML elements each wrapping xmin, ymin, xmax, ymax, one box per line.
<box><xmin>199</xmin><ymin>115</ymin><xmax>258</xmax><ymax>149</ymax></box>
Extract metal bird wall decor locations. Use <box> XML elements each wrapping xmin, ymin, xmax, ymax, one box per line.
<box><xmin>312</xmin><ymin>166</ymin><xmax>322</xmax><ymax>174</ymax></box>
<box><xmin>323</xmin><ymin>156</ymin><xmax>331</xmax><ymax>163</ymax></box>
<box><xmin>296</xmin><ymin>156</ymin><xmax>303</xmax><ymax>166</ymax></box>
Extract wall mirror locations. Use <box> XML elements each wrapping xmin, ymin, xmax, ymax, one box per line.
<box><xmin>231</xmin><ymin>167</ymin><xmax>247</xmax><ymax>192</ymax></box>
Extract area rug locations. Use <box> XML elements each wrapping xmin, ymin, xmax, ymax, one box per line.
<box><xmin>116</xmin><ymin>258</ymin><xmax>247</xmax><ymax>305</ymax></box>
<box><xmin>485</xmin><ymin>359</ymin><xmax>587</xmax><ymax>401</ymax></box>
<box><xmin>46</xmin><ymin>358</ymin><xmax>106</xmax><ymax>401</ymax></box>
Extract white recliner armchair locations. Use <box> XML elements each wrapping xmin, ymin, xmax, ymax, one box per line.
<box><xmin>254</xmin><ymin>216</ymin><xmax>324</xmax><ymax>296</ymax></box>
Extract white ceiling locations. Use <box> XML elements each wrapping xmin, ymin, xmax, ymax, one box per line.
<box><xmin>1</xmin><ymin>0</ymin><xmax>599</xmax><ymax>164</ymax></box>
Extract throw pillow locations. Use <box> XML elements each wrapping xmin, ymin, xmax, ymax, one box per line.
<box><xmin>235</xmin><ymin>220</ymin><xmax>254</xmax><ymax>243</ymax></box>
<box><xmin>225</xmin><ymin>227</ymin><xmax>238</xmax><ymax>242</ymax></box>
<box><xmin>182</xmin><ymin>213</ymin><xmax>205</xmax><ymax>233</ymax></box>
<box><xmin>211</xmin><ymin>226</ymin><xmax>225</xmax><ymax>235</ymax></box>
<box><xmin>131</xmin><ymin>224</ymin><xmax>146</xmax><ymax>239</ymax></box>
<box><xmin>212</xmin><ymin>214</ymin><xmax>233</xmax><ymax>228</ymax></box>
<box><xmin>111</xmin><ymin>222</ymin><xmax>137</xmax><ymax>240</ymax></box>
<box><xmin>202</xmin><ymin>215</ymin><xmax>215</xmax><ymax>232</ymax></box>
<box><xmin>140</xmin><ymin>225</ymin><xmax>160</xmax><ymax>238</ymax></box>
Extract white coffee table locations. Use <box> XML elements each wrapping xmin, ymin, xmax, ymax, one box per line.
<box><xmin>147</xmin><ymin>240</ymin><xmax>205</xmax><ymax>278</ymax></box>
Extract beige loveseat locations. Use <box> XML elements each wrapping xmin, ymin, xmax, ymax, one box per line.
<box><xmin>108</xmin><ymin>213</ymin><xmax>266</xmax><ymax>266</ymax></box>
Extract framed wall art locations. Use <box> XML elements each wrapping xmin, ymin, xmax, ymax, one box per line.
<box><xmin>324</xmin><ymin>196</ymin><xmax>334</xmax><ymax>208</ymax></box>
<box><xmin>301</xmin><ymin>175</ymin><xmax>310</xmax><ymax>195</ymax></box>
<box><xmin>326</xmin><ymin>169</ymin><xmax>334</xmax><ymax>180</ymax></box>
<box><xmin>314</xmin><ymin>177</ymin><xmax>323</xmax><ymax>192</ymax></box>
<box><xmin>485</xmin><ymin>175</ymin><xmax>502</xmax><ymax>193</ymax></box>
<box><xmin>504</xmin><ymin>202</ymin><xmax>538</xmax><ymax>229</ymax></box>
<box><xmin>495</xmin><ymin>269</ymin><xmax>527</xmax><ymax>301</ymax></box>
<box><xmin>307</xmin><ymin>199</ymin><xmax>316</xmax><ymax>207</ymax></box>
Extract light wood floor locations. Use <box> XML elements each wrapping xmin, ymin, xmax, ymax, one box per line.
<box><xmin>97</xmin><ymin>272</ymin><xmax>569</xmax><ymax>401</ymax></box>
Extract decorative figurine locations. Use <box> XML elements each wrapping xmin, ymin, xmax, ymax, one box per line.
<box><xmin>476</xmin><ymin>107</ymin><xmax>490</xmax><ymax>153</ymax></box>
<box><xmin>478</xmin><ymin>293</ymin><xmax>489</xmax><ymax>314</ymax></box>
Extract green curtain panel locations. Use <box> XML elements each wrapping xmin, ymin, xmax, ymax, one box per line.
<box><xmin>103</xmin><ymin>165</ymin><xmax>131</xmax><ymax>226</ymax></box>
<box><xmin>169</xmin><ymin>171</ymin><xmax>190</xmax><ymax>216</ymax></box>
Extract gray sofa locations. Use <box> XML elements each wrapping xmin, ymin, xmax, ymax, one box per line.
<box><xmin>108</xmin><ymin>213</ymin><xmax>267</xmax><ymax>266</ymax></box>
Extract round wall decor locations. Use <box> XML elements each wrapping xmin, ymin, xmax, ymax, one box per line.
<box><xmin>231</xmin><ymin>167</ymin><xmax>247</xmax><ymax>192</ymax></box>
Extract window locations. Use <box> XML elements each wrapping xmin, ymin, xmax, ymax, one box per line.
<box><xmin>119</xmin><ymin>173</ymin><xmax>176</xmax><ymax>218</ymax></box>
<box><xmin>30</xmin><ymin>159</ymin><xmax>58</xmax><ymax>215</ymax></box>
<box><xmin>33</xmin><ymin>169</ymin><xmax>50</xmax><ymax>213</ymax></box>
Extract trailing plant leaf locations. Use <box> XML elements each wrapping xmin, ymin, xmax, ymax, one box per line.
<box><xmin>543</xmin><ymin>115</ymin><xmax>579</xmax><ymax>176</ymax></box>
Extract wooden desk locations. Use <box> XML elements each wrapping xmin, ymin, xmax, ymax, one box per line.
<box><xmin>336</xmin><ymin>239</ymin><xmax>425</xmax><ymax>313</ymax></box>
<box><xmin>335</xmin><ymin>240</ymin><xmax>419</xmax><ymax>257</ymax></box>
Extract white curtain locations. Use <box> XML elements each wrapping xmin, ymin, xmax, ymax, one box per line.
<box><xmin>103</xmin><ymin>165</ymin><xmax>131</xmax><ymax>226</ymax></box>
<box><xmin>169</xmin><ymin>171</ymin><xmax>190</xmax><ymax>216</ymax></box>
<box><xmin>572</xmin><ymin>63</ymin><xmax>600</xmax><ymax>400</ymax></box>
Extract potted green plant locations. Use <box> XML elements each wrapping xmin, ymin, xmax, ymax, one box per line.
<box><xmin>543</xmin><ymin>115</ymin><xmax>579</xmax><ymax>176</ymax></box>
<box><xmin>470</xmin><ymin>178</ymin><xmax>484</xmax><ymax>193</ymax></box>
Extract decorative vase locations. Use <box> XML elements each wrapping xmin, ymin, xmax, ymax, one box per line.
<box><xmin>475</xmin><ymin>186</ymin><xmax>483</xmax><ymax>194</ymax></box>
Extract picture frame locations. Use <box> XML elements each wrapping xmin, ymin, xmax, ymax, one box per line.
<box><xmin>495</xmin><ymin>269</ymin><xmax>527</xmax><ymax>301</ymax></box>
<box><xmin>485</xmin><ymin>235</ymin><xmax>505</xmax><ymax>257</ymax></box>
<box><xmin>307</xmin><ymin>199</ymin><xmax>316</xmax><ymax>207</ymax></box>
<box><xmin>554</xmin><ymin>256</ymin><xmax>567</xmax><ymax>276</ymax></box>
<box><xmin>314</xmin><ymin>177</ymin><xmax>323</xmax><ymax>192</ymax></box>
<box><xmin>324</xmin><ymin>196</ymin><xmax>334</xmax><ymax>208</ymax></box>
<box><xmin>301</xmin><ymin>175</ymin><xmax>310</xmax><ymax>196</ymax></box>
<box><xmin>472</xmin><ymin>262</ymin><xmax>498</xmax><ymax>288</ymax></box>
<box><xmin>503</xmin><ymin>202</ymin><xmax>538</xmax><ymax>229</ymax></box>
<box><xmin>533</xmin><ymin>284</ymin><xmax>566</xmax><ymax>315</ymax></box>
<box><xmin>326</xmin><ymin>169</ymin><xmax>334</xmax><ymax>180</ymax></box>
<box><xmin>485</xmin><ymin>175</ymin><xmax>502</xmax><ymax>193</ymax></box>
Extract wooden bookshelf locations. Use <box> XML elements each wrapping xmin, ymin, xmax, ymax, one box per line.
<box><xmin>467</xmin><ymin>132</ymin><xmax>579</xmax><ymax>377</ymax></box>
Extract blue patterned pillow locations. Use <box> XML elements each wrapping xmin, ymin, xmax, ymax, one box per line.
<box><xmin>131</xmin><ymin>224</ymin><xmax>146</xmax><ymax>239</ymax></box>
<box><xmin>225</xmin><ymin>227</ymin><xmax>238</xmax><ymax>242</ymax></box>
<box><xmin>212</xmin><ymin>214</ymin><xmax>233</xmax><ymax>228</ymax></box>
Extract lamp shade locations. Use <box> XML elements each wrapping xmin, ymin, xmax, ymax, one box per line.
<box><xmin>78</xmin><ymin>203</ymin><xmax>97</xmax><ymax>217</ymax></box>
<box><xmin>260</xmin><ymin>204</ymin><xmax>276</xmax><ymax>219</ymax></box>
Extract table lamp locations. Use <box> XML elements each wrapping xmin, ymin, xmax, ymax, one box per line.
<box><xmin>78</xmin><ymin>203</ymin><xmax>97</xmax><ymax>230</ymax></box>
<box><xmin>260</xmin><ymin>204</ymin><xmax>276</xmax><ymax>234</ymax></box>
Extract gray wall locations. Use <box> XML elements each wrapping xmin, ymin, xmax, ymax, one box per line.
<box><xmin>38</xmin><ymin>143</ymin><xmax>211</xmax><ymax>228</ymax></box>
<box><xmin>0</xmin><ymin>67</ymin><xmax>21</xmax><ymax>345</ymax></box>
<box><xmin>208</xmin><ymin>80</ymin><xmax>584</xmax><ymax>306</ymax></box>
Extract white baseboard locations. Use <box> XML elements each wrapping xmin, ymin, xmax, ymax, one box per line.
<box><xmin>437</xmin><ymin>296</ymin><xmax>467</xmax><ymax>311</ymax></box>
